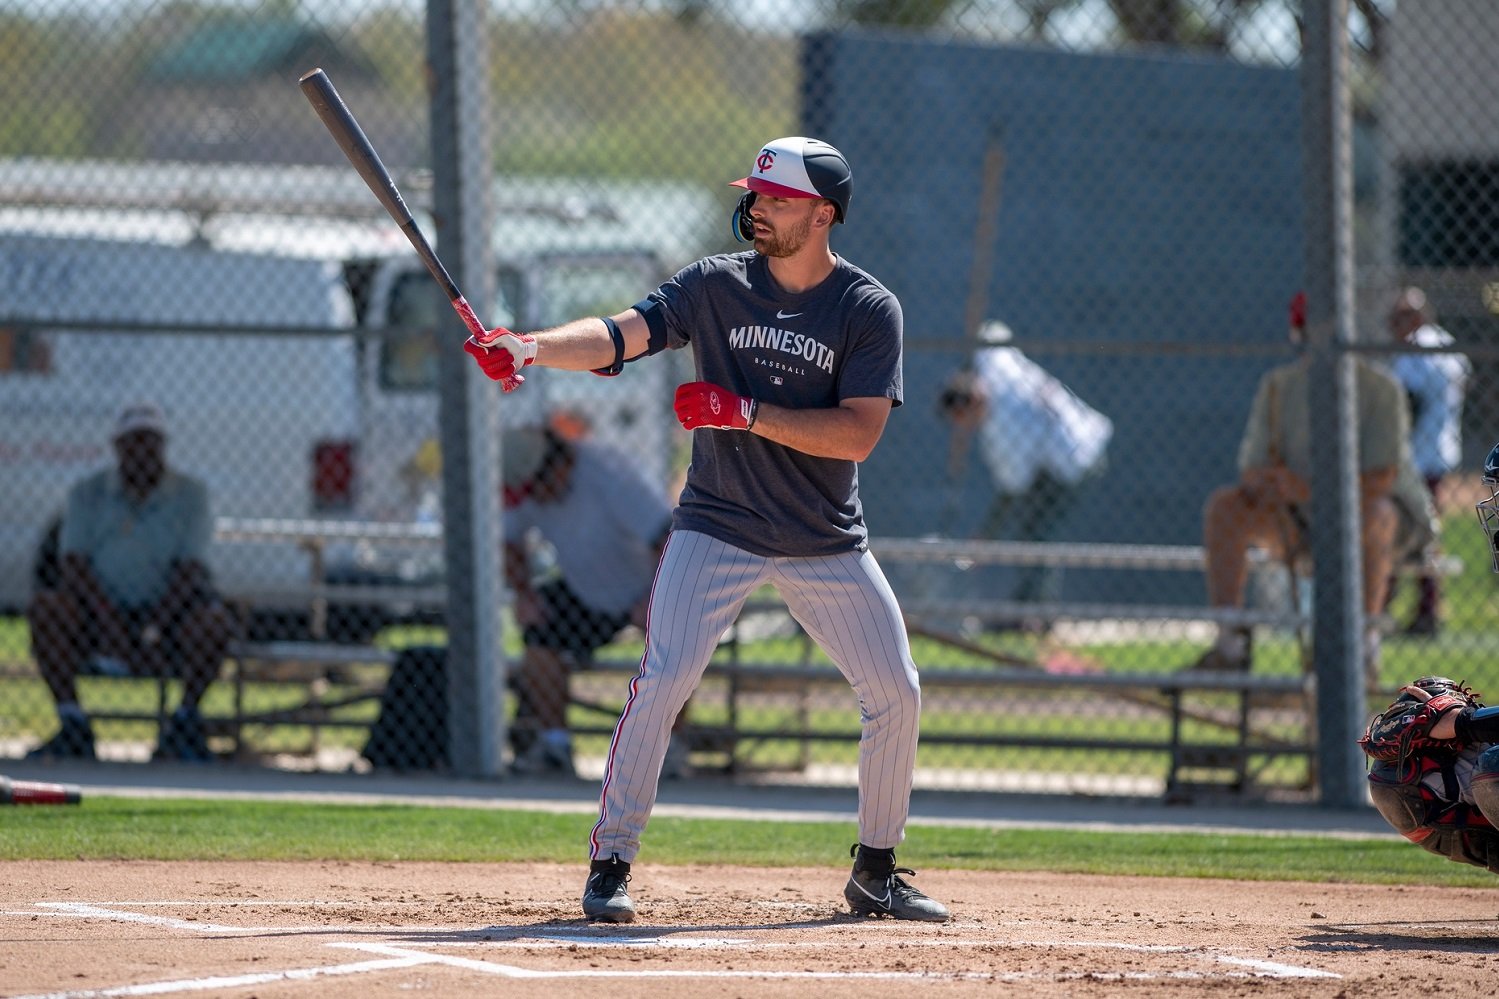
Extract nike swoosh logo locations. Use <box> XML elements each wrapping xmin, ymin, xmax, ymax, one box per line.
<box><xmin>776</xmin><ymin>310</ymin><xmax>802</xmax><ymax>320</ymax></box>
<box><xmin>849</xmin><ymin>878</ymin><xmax>892</xmax><ymax>908</ymax></box>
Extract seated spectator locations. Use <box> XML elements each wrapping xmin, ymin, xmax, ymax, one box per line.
<box><xmin>27</xmin><ymin>402</ymin><xmax>234</xmax><ymax>762</ymax></box>
<box><xmin>502</xmin><ymin>424</ymin><xmax>676</xmax><ymax>777</ymax></box>
<box><xmin>1189</xmin><ymin>294</ymin><xmax>1435</xmax><ymax>685</ymax></box>
<box><xmin>1384</xmin><ymin>287</ymin><xmax>1470</xmax><ymax>637</ymax></box>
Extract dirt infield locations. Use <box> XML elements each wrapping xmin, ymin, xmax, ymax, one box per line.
<box><xmin>1</xmin><ymin>860</ymin><xmax>1494</xmax><ymax>997</ymax></box>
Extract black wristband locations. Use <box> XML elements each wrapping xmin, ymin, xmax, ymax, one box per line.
<box><xmin>591</xmin><ymin>316</ymin><xmax>625</xmax><ymax>377</ymax></box>
<box><xmin>744</xmin><ymin>398</ymin><xmax>759</xmax><ymax>430</ymax></box>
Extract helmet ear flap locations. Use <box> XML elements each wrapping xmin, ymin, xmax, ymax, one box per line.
<box><xmin>731</xmin><ymin>191</ymin><xmax>757</xmax><ymax>243</ymax></box>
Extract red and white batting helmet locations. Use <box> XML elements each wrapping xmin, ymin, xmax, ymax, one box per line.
<box><xmin>730</xmin><ymin>136</ymin><xmax>852</xmax><ymax>241</ymax></box>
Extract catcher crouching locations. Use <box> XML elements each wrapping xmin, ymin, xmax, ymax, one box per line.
<box><xmin>1360</xmin><ymin>676</ymin><xmax>1499</xmax><ymax>873</ymax></box>
<box><xmin>1360</xmin><ymin>440</ymin><xmax>1499</xmax><ymax>874</ymax></box>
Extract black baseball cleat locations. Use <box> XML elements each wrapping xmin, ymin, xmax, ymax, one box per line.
<box><xmin>152</xmin><ymin>707</ymin><xmax>213</xmax><ymax>763</ymax></box>
<box><xmin>26</xmin><ymin>716</ymin><xmax>96</xmax><ymax>762</ymax></box>
<box><xmin>582</xmin><ymin>853</ymin><xmax>636</xmax><ymax>923</ymax></box>
<box><xmin>844</xmin><ymin>844</ymin><xmax>950</xmax><ymax>922</ymax></box>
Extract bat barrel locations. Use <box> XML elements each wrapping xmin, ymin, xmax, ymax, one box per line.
<box><xmin>299</xmin><ymin>67</ymin><xmax>466</xmax><ymax>307</ymax></box>
<box><xmin>0</xmin><ymin>775</ymin><xmax>83</xmax><ymax>805</ymax></box>
<box><xmin>298</xmin><ymin>67</ymin><xmax>415</xmax><ymax>227</ymax></box>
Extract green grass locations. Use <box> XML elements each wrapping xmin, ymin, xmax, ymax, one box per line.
<box><xmin>1</xmin><ymin>796</ymin><xmax>1489</xmax><ymax>888</ymax></box>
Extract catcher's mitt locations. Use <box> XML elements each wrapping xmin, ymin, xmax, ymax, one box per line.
<box><xmin>1358</xmin><ymin>675</ymin><xmax>1481</xmax><ymax>763</ymax></box>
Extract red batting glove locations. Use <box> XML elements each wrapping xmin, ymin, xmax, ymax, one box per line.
<box><xmin>464</xmin><ymin>328</ymin><xmax>537</xmax><ymax>392</ymax></box>
<box><xmin>674</xmin><ymin>381</ymin><xmax>758</xmax><ymax>431</ymax></box>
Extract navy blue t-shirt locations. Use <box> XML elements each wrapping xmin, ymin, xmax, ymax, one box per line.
<box><xmin>641</xmin><ymin>251</ymin><xmax>903</xmax><ymax>557</ymax></box>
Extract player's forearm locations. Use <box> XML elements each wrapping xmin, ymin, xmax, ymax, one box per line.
<box><xmin>1454</xmin><ymin>704</ymin><xmax>1499</xmax><ymax>743</ymax></box>
<box><xmin>531</xmin><ymin>311</ymin><xmax>650</xmax><ymax>372</ymax></box>
<box><xmin>750</xmin><ymin>402</ymin><xmax>885</xmax><ymax>461</ymax></box>
<box><xmin>525</xmin><ymin>317</ymin><xmax>616</xmax><ymax>371</ymax></box>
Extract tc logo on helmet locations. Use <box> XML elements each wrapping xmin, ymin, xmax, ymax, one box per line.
<box><xmin>756</xmin><ymin>150</ymin><xmax>776</xmax><ymax>173</ymax></box>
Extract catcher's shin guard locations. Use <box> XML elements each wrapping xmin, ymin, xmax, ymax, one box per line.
<box><xmin>1472</xmin><ymin>745</ymin><xmax>1499</xmax><ymax>829</ymax></box>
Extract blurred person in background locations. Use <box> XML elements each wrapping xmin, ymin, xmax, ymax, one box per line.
<box><xmin>1384</xmin><ymin>287</ymin><xmax>1470</xmax><ymax>637</ymax></box>
<box><xmin>937</xmin><ymin>319</ymin><xmax>1112</xmax><ymax>610</ymax></box>
<box><xmin>502</xmin><ymin>423</ymin><xmax>677</xmax><ymax>779</ymax></box>
<box><xmin>1189</xmin><ymin>294</ymin><xmax>1435</xmax><ymax>686</ymax></box>
<box><xmin>27</xmin><ymin>401</ymin><xmax>233</xmax><ymax>763</ymax></box>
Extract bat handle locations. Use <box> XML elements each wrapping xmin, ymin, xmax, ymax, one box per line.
<box><xmin>450</xmin><ymin>297</ymin><xmax>491</xmax><ymax>342</ymax></box>
<box><xmin>453</xmin><ymin>301</ymin><xmax>525</xmax><ymax>392</ymax></box>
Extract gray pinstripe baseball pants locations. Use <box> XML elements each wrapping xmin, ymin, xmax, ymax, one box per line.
<box><xmin>588</xmin><ymin>529</ymin><xmax>921</xmax><ymax>863</ymax></box>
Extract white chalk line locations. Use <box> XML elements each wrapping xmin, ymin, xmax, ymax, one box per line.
<box><xmin>24</xmin><ymin>903</ymin><xmax>245</xmax><ymax>934</ymax></box>
<box><xmin>21</xmin><ymin>899</ymin><xmax>427</xmax><ymax>907</ymax></box>
<box><xmin>4</xmin><ymin>902</ymin><xmax>460</xmax><ymax>935</ymax></box>
<box><xmin>2</xmin><ymin>955</ymin><xmax>437</xmax><ymax>999</ymax></box>
<box><xmin>331</xmin><ymin>941</ymin><xmax>998</xmax><ymax>980</ymax></box>
<box><xmin>0</xmin><ymin>897</ymin><xmax>1340</xmax><ymax>994</ymax></box>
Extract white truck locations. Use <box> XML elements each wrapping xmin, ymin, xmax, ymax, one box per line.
<box><xmin>0</xmin><ymin>231</ymin><xmax>359</xmax><ymax>613</ymax></box>
<box><xmin>0</xmin><ymin>160</ymin><xmax>718</xmax><ymax>636</ymax></box>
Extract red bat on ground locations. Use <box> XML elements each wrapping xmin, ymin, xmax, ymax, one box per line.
<box><xmin>0</xmin><ymin>775</ymin><xmax>82</xmax><ymax>805</ymax></box>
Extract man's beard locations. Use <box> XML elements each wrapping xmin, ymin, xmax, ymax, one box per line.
<box><xmin>753</xmin><ymin>214</ymin><xmax>813</xmax><ymax>258</ymax></box>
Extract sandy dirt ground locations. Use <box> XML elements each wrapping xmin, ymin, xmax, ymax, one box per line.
<box><xmin>1</xmin><ymin>860</ymin><xmax>1494</xmax><ymax>997</ymax></box>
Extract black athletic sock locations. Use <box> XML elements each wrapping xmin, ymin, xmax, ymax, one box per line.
<box><xmin>851</xmin><ymin>843</ymin><xmax>896</xmax><ymax>875</ymax></box>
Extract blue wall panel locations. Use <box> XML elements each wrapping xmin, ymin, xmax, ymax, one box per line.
<box><xmin>802</xmin><ymin>31</ymin><xmax>1304</xmax><ymax>605</ymax></box>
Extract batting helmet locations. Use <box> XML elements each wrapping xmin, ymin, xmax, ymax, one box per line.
<box><xmin>730</xmin><ymin>136</ymin><xmax>852</xmax><ymax>242</ymax></box>
<box><xmin>1477</xmin><ymin>441</ymin><xmax>1499</xmax><ymax>572</ymax></box>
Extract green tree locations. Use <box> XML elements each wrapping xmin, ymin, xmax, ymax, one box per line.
<box><xmin>837</xmin><ymin>0</ymin><xmax>961</xmax><ymax>28</ymax></box>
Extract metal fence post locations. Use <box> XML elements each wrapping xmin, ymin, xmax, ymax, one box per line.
<box><xmin>1302</xmin><ymin>0</ymin><xmax>1367</xmax><ymax>809</ymax></box>
<box><xmin>429</xmin><ymin>0</ymin><xmax>504</xmax><ymax>778</ymax></box>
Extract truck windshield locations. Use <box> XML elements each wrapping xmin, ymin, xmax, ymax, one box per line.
<box><xmin>378</xmin><ymin>270</ymin><xmax>518</xmax><ymax>392</ymax></box>
<box><xmin>378</xmin><ymin>255</ymin><xmax>652</xmax><ymax>391</ymax></box>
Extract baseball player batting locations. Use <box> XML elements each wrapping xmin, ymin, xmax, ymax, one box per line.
<box><xmin>466</xmin><ymin>136</ymin><xmax>949</xmax><ymax>924</ymax></box>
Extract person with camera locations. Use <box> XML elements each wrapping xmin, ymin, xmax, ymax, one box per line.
<box><xmin>937</xmin><ymin>320</ymin><xmax>1112</xmax><ymax>607</ymax></box>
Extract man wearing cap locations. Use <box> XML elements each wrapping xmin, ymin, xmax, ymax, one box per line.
<box><xmin>500</xmin><ymin>423</ymin><xmax>673</xmax><ymax>778</ymax></box>
<box><xmin>937</xmin><ymin>319</ymin><xmax>1113</xmax><ymax>610</ymax></box>
<box><xmin>1384</xmin><ymin>286</ymin><xmax>1470</xmax><ymax>636</ymax></box>
<box><xmin>464</xmin><ymin>137</ymin><xmax>950</xmax><ymax>924</ymax></box>
<box><xmin>27</xmin><ymin>402</ymin><xmax>233</xmax><ymax>763</ymax></box>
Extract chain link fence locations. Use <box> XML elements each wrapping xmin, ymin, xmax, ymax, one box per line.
<box><xmin>1</xmin><ymin>0</ymin><xmax>1495</xmax><ymax>801</ymax></box>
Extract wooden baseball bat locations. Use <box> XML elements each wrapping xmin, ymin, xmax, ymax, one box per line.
<box><xmin>940</xmin><ymin>136</ymin><xmax>1008</xmax><ymax>536</ymax></box>
<box><xmin>962</xmin><ymin>136</ymin><xmax>1007</xmax><ymax>348</ymax></box>
<box><xmin>298</xmin><ymin>68</ymin><xmax>496</xmax><ymax>350</ymax></box>
<box><xmin>0</xmin><ymin>775</ymin><xmax>82</xmax><ymax>805</ymax></box>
